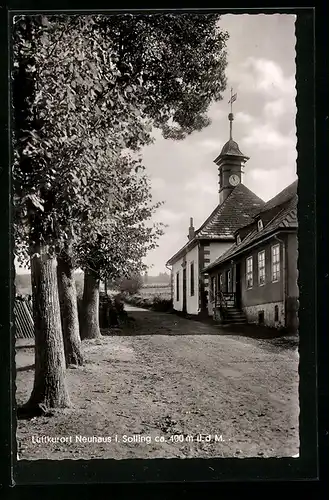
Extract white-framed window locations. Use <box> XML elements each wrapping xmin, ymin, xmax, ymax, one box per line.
<box><xmin>271</xmin><ymin>244</ymin><xmax>280</xmax><ymax>282</ymax></box>
<box><xmin>258</xmin><ymin>250</ymin><xmax>266</xmax><ymax>285</ymax></box>
<box><xmin>176</xmin><ymin>271</ymin><xmax>180</xmax><ymax>301</ymax></box>
<box><xmin>246</xmin><ymin>256</ymin><xmax>253</xmax><ymax>288</ymax></box>
<box><xmin>236</xmin><ymin>234</ymin><xmax>241</xmax><ymax>245</ymax></box>
<box><xmin>257</xmin><ymin>219</ymin><xmax>263</xmax><ymax>231</ymax></box>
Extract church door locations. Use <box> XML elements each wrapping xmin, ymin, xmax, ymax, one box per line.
<box><xmin>182</xmin><ymin>267</ymin><xmax>187</xmax><ymax>313</ymax></box>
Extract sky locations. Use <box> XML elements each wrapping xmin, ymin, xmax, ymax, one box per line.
<box><xmin>15</xmin><ymin>14</ymin><xmax>297</xmax><ymax>277</ymax></box>
<box><xmin>143</xmin><ymin>13</ymin><xmax>297</xmax><ymax>275</ymax></box>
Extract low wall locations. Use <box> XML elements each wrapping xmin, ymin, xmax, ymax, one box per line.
<box><xmin>243</xmin><ymin>301</ymin><xmax>285</xmax><ymax>328</ymax></box>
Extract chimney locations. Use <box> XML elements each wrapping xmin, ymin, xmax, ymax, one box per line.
<box><xmin>188</xmin><ymin>217</ymin><xmax>195</xmax><ymax>241</ymax></box>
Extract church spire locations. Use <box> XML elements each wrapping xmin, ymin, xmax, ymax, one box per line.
<box><xmin>213</xmin><ymin>88</ymin><xmax>249</xmax><ymax>205</ymax></box>
<box><xmin>228</xmin><ymin>87</ymin><xmax>237</xmax><ymax>140</ymax></box>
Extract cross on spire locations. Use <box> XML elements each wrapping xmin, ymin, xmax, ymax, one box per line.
<box><xmin>228</xmin><ymin>87</ymin><xmax>237</xmax><ymax>140</ymax></box>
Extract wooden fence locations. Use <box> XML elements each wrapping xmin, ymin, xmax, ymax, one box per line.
<box><xmin>14</xmin><ymin>297</ymin><xmax>34</xmax><ymax>339</ymax></box>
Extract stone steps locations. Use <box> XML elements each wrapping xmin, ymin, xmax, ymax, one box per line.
<box><xmin>222</xmin><ymin>307</ymin><xmax>247</xmax><ymax>325</ymax></box>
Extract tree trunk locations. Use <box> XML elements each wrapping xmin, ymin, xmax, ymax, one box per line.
<box><xmin>80</xmin><ymin>268</ymin><xmax>101</xmax><ymax>339</ymax></box>
<box><xmin>26</xmin><ymin>246</ymin><xmax>71</xmax><ymax>411</ymax></box>
<box><xmin>57</xmin><ymin>254</ymin><xmax>83</xmax><ymax>367</ymax></box>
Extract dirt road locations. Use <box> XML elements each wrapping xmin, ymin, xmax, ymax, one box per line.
<box><xmin>16</xmin><ymin>308</ymin><xmax>299</xmax><ymax>460</ymax></box>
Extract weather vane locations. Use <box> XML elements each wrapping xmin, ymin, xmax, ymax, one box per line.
<box><xmin>228</xmin><ymin>87</ymin><xmax>237</xmax><ymax>139</ymax></box>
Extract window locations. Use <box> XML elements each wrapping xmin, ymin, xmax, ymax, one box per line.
<box><xmin>246</xmin><ymin>256</ymin><xmax>253</xmax><ymax>288</ymax></box>
<box><xmin>219</xmin><ymin>274</ymin><xmax>223</xmax><ymax>290</ymax></box>
<box><xmin>176</xmin><ymin>272</ymin><xmax>180</xmax><ymax>301</ymax></box>
<box><xmin>258</xmin><ymin>219</ymin><xmax>263</xmax><ymax>231</ymax></box>
<box><xmin>190</xmin><ymin>261</ymin><xmax>195</xmax><ymax>296</ymax></box>
<box><xmin>258</xmin><ymin>250</ymin><xmax>266</xmax><ymax>285</ymax></box>
<box><xmin>237</xmin><ymin>234</ymin><xmax>241</xmax><ymax>245</ymax></box>
<box><xmin>271</xmin><ymin>244</ymin><xmax>280</xmax><ymax>281</ymax></box>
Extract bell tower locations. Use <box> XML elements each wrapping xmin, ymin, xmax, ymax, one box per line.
<box><xmin>213</xmin><ymin>89</ymin><xmax>250</xmax><ymax>205</ymax></box>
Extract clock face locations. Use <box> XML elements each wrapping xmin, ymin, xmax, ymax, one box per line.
<box><xmin>229</xmin><ymin>174</ymin><xmax>240</xmax><ymax>186</ymax></box>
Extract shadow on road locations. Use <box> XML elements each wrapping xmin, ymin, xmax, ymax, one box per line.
<box><xmin>219</xmin><ymin>322</ymin><xmax>297</xmax><ymax>340</ymax></box>
<box><xmin>102</xmin><ymin>310</ymin><xmax>299</xmax><ymax>348</ymax></box>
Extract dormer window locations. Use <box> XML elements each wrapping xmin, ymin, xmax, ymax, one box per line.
<box><xmin>257</xmin><ymin>219</ymin><xmax>263</xmax><ymax>231</ymax></box>
<box><xmin>236</xmin><ymin>234</ymin><xmax>241</xmax><ymax>245</ymax></box>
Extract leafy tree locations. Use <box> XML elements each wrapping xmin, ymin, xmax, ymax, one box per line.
<box><xmin>94</xmin><ymin>12</ymin><xmax>228</xmax><ymax>139</ymax></box>
<box><xmin>13</xmin><ymin>13</ymin><xmax>229</xmax><ymax>410</ymax></box>
<box><xmin>76</xmin><ymin>154</ymin><xmax>163</xmax><ymax>339</ymax></box>
<box><xmin>13</xmin><ymin>17</ymin><xmax>71</xmax><ymax>410</ymax></box>
<box><xmin>70</xmin><ymin>12</ymin><xmax>228</xmax><ymax>338</ymax></box>
<box><xmin>12</xmin><ymin>15</ymin><xmax>155</xmax><ymax>383</ymax></box>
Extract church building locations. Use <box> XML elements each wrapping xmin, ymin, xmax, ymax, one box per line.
<box><xmin>166</xmin><ymin>94</ymin><xmax>298</xmax><ymax>331</ymax></box>
<box><xmin>166</xmin><ymin>106</ymin><xmax>265</xmax><ymax>317</ymax></box>
<box><xmin>203</xmin><ymin>180</ymin><xmax>298</xmax><ymax>331</ymax></box>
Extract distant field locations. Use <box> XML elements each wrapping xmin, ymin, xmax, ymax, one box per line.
<box><xmin>14</xmin><ymin>272</ymin><xmax>171</xmax><ymax>300</ymax></box>
<box><xmin>139</xmin><ymin>284</ymin><xmax>171</xmax><ymax>300</ymax></box>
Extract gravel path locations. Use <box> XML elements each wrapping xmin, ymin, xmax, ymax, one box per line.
<box><xmin>16</xmin><ymin>308</ymin><xmax>299</xmax><ymax>460</ymax></box>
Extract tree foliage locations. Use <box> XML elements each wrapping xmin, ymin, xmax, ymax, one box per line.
<box><xmin>12</xmin><ymin>15</ymin><xmax>152</xmax><ymax>261</ymax></box>
<box><xmin>75</xmin><ymin>153</ymin><xmax>165</xmax><ymax>281</ymax></box>
<box><xmin>93</xmin><ymin>13</ymin><xmax>229</xmax><ymax>139</ymax></box>
<box><xmin>12</xmin><ymin>12</ymin><xmax>229</xmax><ymax>408</ymax></box>
<box><xmin>13</xmin><ymin>13</ymin><xmax>228</xmax><ymax>264</ymax></box>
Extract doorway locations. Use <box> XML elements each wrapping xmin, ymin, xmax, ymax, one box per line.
<box><xmin>235</xmin><ymin>263</ymin><xmax>242</xmax><ymax>308</ymax></box>
<box><xmin>226</xmin><ymin>269</ymin><xmax>232</xmax><ymax>293</ymax></box>
<box><xmin>182</xmin><ymin>267</ymin><xmax>187</xmax><ymax>313</ymax></box>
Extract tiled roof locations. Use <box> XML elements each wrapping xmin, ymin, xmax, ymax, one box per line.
<box><xmin>259</xmin><ymin>179</ymin><xmax>298</xmax><ymax>213</ymax></box>
<box><xmin>218</xmin><ymin>139</ymin><xmax>248</xmax><ymax>158</ymax></box>
<box><xmin>196</xmin><ymin>184</ymin><xmax>264</xmax><ymax>239</ymax></box>
<box><xmin>230</xmin><ymin>179</ymin><xmax>298</xmax><ymax>238</ymax></box>
<box><xmin>213</xmin><ymin>139</ymin><xmax>250</xmax><ymax>164</ymax></box>
<box><xmin>203</xmin><ymin>193</ymin><xmax>298</xmax><ymax>272</ymax></box>
<box><xmin>166</xmin><ymin>184</ymin><xmax>265</xmax><ymax>265</ymax></box>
